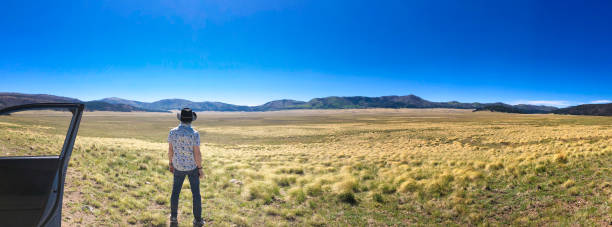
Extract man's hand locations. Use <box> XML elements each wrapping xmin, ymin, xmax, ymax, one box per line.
<box><xmin>198</xmin><ymin>168</ymin><xmax>203</xmax><ymax>179</ymax></box>
<box><xmin>169</xmin><ymin>162</ymin><xmax>174</xmax><ymax>173</ymax></box>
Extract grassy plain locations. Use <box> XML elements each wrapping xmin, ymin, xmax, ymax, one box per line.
<box><xmin>1</xmin><ymin>109</ymin><xmax>611</xmax><ymax>226</ymax></box>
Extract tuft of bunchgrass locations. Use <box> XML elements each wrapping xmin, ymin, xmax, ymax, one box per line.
<box><xmin>274</xmin><ymin>175</ymin><xmax>297</xmax><ymax>187</ymax></box>
<box><xmin>562</xmin><ymin>179</ymin><xmax>575</xmax><ymax>188</ymax></box>
<box><xmin>372</xmin><ymin>192</ymin><xmax>384</xmax><ymax>203</ymax></box>
<box><xmin>307</xmin><ymin>214</ymin><xmax>326</xmax><ymax>227</ymax></box>
<box><xmin>305</xmin><ymin>182</ymin><xmax>323</xmax><ymax>197</ymax></box>
<box><xmin>332</xmin><ymin>177</ymin><xmax>359</xmax><ymax>194</ymax></box>
<box><xmin>337</xmin><ymin>191</ymin><xmax>358</xmax><ymax>205</ymax></box>
<box><xmin>242</xmin><ymin>181</ymin><xmax>280</xmax><ymax>204</ymax></box>
<box><xmin>288</xmin><ymin>187</ymin><xmax>307</xmax><ymax>204</ymax></box>
<box><xmin>555</xmin><ymin>152</ymin><xmax>569</xmax><ymax>164</ymax></box>
<box><xmin>398</xmin><ymin>179</ymin><xmax>419</xmax><ymax>193</ymax></box>
<box><xmin>379</xmin><ymin>183</ymin><xmax>396</xmax><ymax>194</ymax></box>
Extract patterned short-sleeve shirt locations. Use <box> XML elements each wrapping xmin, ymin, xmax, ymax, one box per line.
<box><xmin>167</xmin><ymin>123</ymin><xmax>200</xmax><ymax>171</ymax></box>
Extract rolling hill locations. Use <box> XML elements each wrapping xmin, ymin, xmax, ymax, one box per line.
<box><xmin>0</xmin><ymin>92</ymin><xmax>80</xmax><ymax>108</ymax></box>
<box><xmin>0</xmin><ymin>93</ymin><xmax>166</xmax><ymax>112</ymax></box>
<box><xmin>553</xmin><ymin>103</ymin><xmax>612</xmax><ymax>116</ymax></box>
<box><xmin>473</xmin><ymin>103</ymin><xmax>558</xmax><ymax>114</ymax></box>
<box><xmin>475</xmin><ymin>103</ymin><xmax>612</xmax><ymax>116</ymax></box>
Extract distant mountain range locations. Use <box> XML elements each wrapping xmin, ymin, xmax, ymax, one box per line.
<box><xmin>1</xmin><ymin>92</ymin><xmax>610</xmax><ymax>116</ymax></box>
<box><xmin>0</xmin><ymin>93</ymin><xmax>166</xmax><ymax>112</ymax></box>
<box><xmin>99</xmin><ymin>97</ymin><xmax>252</xmax><ymax>111</ymax></box>
<box><xmin>99</xmin><ymin>95</ymin><xmax>558</xmax><ymax>112</ymax></box>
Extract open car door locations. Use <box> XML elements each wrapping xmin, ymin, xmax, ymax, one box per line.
<box><xmin>0</xmin><ymin>103</ymin><xmax>84</xmax><ymax>227</ymax></box>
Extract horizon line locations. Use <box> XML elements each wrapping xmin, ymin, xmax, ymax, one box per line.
<box><xmin>5</xmin><ymin>91</ymin><xmax>609</xmax><ymax>108</ymax></box>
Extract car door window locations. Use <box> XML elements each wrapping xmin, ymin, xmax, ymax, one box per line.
<box><xmin>0</xmin><ymin>109</ymin><xmax>72</xmax><ymax>157</ymax></box>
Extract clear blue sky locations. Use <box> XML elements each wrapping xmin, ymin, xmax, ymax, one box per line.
<box><xmin>1</xmin><ymin>0</ymin><xmax>610</xmax><ymax>107</ymax></box>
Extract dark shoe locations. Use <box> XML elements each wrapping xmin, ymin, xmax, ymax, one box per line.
<box><xmin>193</xmin><ymin>219</ymin><xmax>205</xmax><ymax>227</ymax></box>
<box><xmin>170</xmin><ymin>216</ymin><xmax>178</xmax><ymax>226</ymax></box>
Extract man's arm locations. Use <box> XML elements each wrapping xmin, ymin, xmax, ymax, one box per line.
<box><xmin>194</xmin><ymin>145</ymin><xmax>202</xmax><ymax>178</ymax></box>
<box><xmin>168</xmin><ymin>143</ymin><xmax>174</xmax><ymax>172</ymax></box>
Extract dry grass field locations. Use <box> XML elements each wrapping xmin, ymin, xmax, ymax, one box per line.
<box><xmin>1</xmin><ymin>109</ymin><xmax>611</xmax><ymax>226</ymax></box>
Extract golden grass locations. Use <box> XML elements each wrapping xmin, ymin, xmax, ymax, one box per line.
<box><xmin>0</xmin><ymin>109</ymin><xmax>611</xmax><ymax>226</ymax></box>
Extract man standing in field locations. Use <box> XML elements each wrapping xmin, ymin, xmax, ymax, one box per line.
<box><xmin>168</xmin><ymin>108</ymin><xmax>204</xmax><ymax>227</ymax></box>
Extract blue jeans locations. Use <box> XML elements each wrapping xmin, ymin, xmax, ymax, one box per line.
<box><xmin>170</xmin><ymin>168</ymin><xmax>201</xmax><ymax>221</ymax></box>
